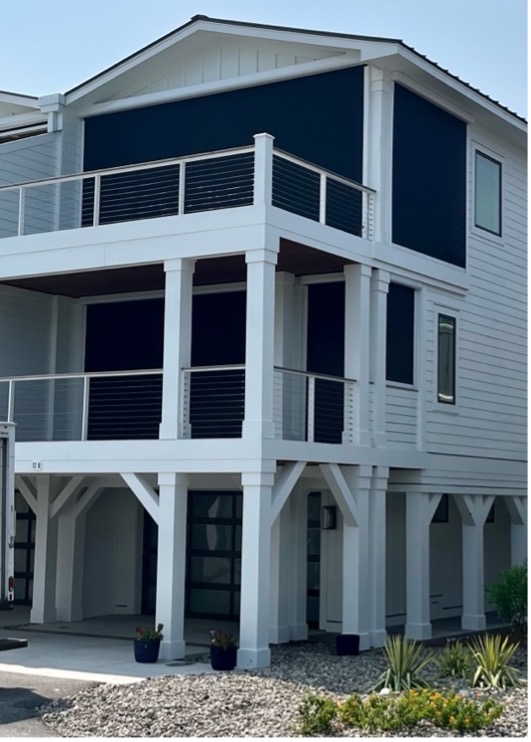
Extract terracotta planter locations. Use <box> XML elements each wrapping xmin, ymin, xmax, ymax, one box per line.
<box><xmin>134</xmin><ymin>637</ymin><xmax>161</xmax><ymax>663</ymax></box>
<box><xmin>210</xmin><ymin>645</ymin><xmax>237</xmax><ymax>671</ymax></box>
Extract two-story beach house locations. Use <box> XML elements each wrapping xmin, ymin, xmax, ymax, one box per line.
<box><xmin>0</xmin><ymin>16</ymin><xmax>526</xmax><ymax>668</ymax></box>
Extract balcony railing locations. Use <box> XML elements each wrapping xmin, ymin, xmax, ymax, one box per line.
<box><xmin>0</xmin><ymin>137</ymin><xmax>375</xmax><ymax>240</ymax></box>
<box><xmin>0</xmin><ymin>366</ymin><xmax>356</xmax><ymax>443</ymax></box>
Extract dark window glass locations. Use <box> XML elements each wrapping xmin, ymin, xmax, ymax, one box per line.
<box><xmin>437</xmin><ymin>314</ymin><xmax>456</xmax><ymax>404</ymax></box>
<box><xmin>386</xmin><ymin>284</ymin><xmax>415</xmax><ymax>384</ymax></box>
<box><xmin>475</xmin><ymin>152</ymin><xmax>501</xmax><ymax>235</ymax></box>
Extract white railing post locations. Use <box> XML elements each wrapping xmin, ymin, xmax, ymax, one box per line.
<box><xmin>319</xmin><ymin>173</ymin><xmax>327</xmax><ymax>224</ymax></box>
<box><xmin>342</xmin><ymin>380</ymin><xmax>355</xmax><ymax>444</ymax></box>
<box><xmin>81</xmin><ymin>376</ymin><xmax>90</xmax><ymax>441</ymax></box>
<box><xmin>306</xmin><ymin>376</ymin><xmax>316</xmax><ymax>443</ymax></box>
<box><xmin>93</xmin><ymin>175</ymin><xmax>101</xmax><ymax>226</ymax></box>
<box><xmin>180</xmin><ymin>369</ymin><xmax>191</xmax><ymax>439</ymax></box>
<box><xmin>253</xmin><ymin>133</ymin><xmax>275</xmax><ymax>206</ymax></box>
<box><xmin>178</xmin><ymin>162</ymin><xmax>186</xmax><ymax>215</ymax></box>
<box><xmin>362</xmin><ymin>191</ymin><xmax>375</xmax><ymax>240</ymax></box>
<box><xmin>18</xmin><ymin>188</ymin><xmax>26</xmax><ymax>236</ymax></box>
<box><xmin>7</xmin><ymin>381</ymin><xmax>15</xmax><ymax>422</ymax></box>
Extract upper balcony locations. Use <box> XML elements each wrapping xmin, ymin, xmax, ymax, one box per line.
<box><xmin>0</xmin><ymin>134</ymin><xmax>375</xmax><ymax>243</ymax></box>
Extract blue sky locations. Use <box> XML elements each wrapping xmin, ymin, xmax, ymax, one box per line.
<box><xmin>2</xmin><ymin>0</ymin><xmax>527</xmax><ymax>116</ymax></box>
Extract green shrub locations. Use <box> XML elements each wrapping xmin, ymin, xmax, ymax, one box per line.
<box><xmin>371</xmin><ymin>634</ymin><xmax>434</xmax><ymax>691</ymax></box>
<box><xmin>486</xmin><ymin>562</ymin><xmax>527</xmax><ymax>641</ymax></box>
<box><xmin>303</xmin><ymin>689</ymin><xmax>504</xmax><ymax>735</ymax></box>
<box><xmin>468</xmin><ymin>633</ymin><xmax>521</xmax><ymax>689</ymax></box>
<box><xmin>436</xmin><ymin>639</ymin><xmax>472</xmax><ymax>679</ymax></box>
<box><xmin>297</xmin><ymin>695</ymin><xmax>337</xmax><ymax>736</ymax></box>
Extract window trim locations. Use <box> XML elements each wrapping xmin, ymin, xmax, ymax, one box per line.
<box><xmin>437</xmin><ymin>313</ymin><xmax>457</xmax><ymax>406</ymax></box>
<box><xmin>473</xmin><ymin>148</ymin><xmax>502</xmax><ymax>238</ymax></box>
<box><xmin>431</xmin><ymin>305</ymin><xmax>459</xmax><ymax>413</ymax></box>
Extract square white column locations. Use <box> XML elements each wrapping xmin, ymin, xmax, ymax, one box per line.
<box><xmin>343</xmin><ymin>264</ymin><xmax>371</xmax><ymax>445</ymax></box>
<box><xmin>405</xmin><ymin>492</ymin><xmax>441</xmax><ymax>640</ymax></box>
<box><xmin>238</xmin><ymin>470</ymin><xmax>275</xmax><ymax>668</ymax></box>
<box><xmin>369</xmin><ymin>269</ymin><xmax>390</xmax><ymax>447</ymax></box>
<box><xmin>30</xmin><ymin>476</ymin><xmax>59</xmax><ymax>624</ymax></box>
<box><xmin>368</xmin><ymin>466</ymin><xmax>389</xmax><ymax>647</ymax></box>
<box><xmin>159</xmin><ymin>258</ymin><xmax>195</xmax><ymax>440</ymax></box>
<box><xmin>55</xmin><ymin>503</ymin><xmax>86</xmax><ymax>622</ymax></box>
<box><xmin>242</xmin><ymin>247</ymin><xmax>278</xmax><ymax>441</ymax></box>
<box><xmin>454</xmin><ymin>494</ymin><xmax>493</xmax><ymax>631</ymax></box>
<box><xmin>341</xmin><ymin>466</ymin><xmax>371</xmax><ymax>650</ymax></box>
<box><xmin>155</xmin><ymin>472</ymin><xmax>188</xmax><ymax>660</ymax></box>
<box><xmin>269</xmin><ymin>501</ymin><xmax>290</xmax><ymax>643</ymax></box>
<box><xmin>504</xmin><ymin>496</ymin><xmax>527</xmax><ymax>566</ymax></box>
<box><xmin>287</xmin><ymin>487</ymin><xmax>308</xmax><ymax>641</ymax></box>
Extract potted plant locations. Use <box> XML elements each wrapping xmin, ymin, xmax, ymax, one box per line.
<box><xmin>134</xmin><ymin>623</ymin><xmax>164</xmax><ymax>663</ymax></box>
<box><xmin>209</xmin><ymin>629</ymin><xmax>237</xmax><ymax>671</ymax></box>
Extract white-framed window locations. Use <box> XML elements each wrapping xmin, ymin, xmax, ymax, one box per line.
<box><xmin>474</xmin><ymin>150</ymin><xmax>502</xmax><ymax>236</ymax></box>
<box><xmin>437</xmin><ymin>313</ymin><xmax>456</xmax><ymax>405</ymax></box>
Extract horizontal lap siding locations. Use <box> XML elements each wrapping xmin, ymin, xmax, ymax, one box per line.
<box><xmin>425</xmin><ymin>128</ymin><xmax>527</xmax><ymax>460</ymax></box>
<box><xmin>385</xmin><ymin>386</ymin><xmax>417</xmax><ymax>448</ymax></box>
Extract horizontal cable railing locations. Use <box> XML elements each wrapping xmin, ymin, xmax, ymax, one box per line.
<box><xmin>182</xmin><ymin>365</ymin><xmax>246</xmax><ymax>439</ymax></box>
<box><xmin>0</xmin><ymin>364</ymin><xmax>357</xmax><ymax>444</ymax></box>
<box><xmin>0</xmin><ymin>136</ymin><xmax>375</xmax><ymax>240</ymax></box>
<box><xmin>273</xmin><ymin>366</ymin><xmax>356</xmax><ymax>443</ymax></box>
<box><xmin>0</xmin><ymin>369</ymin><xmax>163</xmax><ymax>442</ymax></box>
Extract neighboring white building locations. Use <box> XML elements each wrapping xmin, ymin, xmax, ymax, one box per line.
<box><xmin>0</xmin><ymin>16</ymin><xmax>526</xmax><ymax>668</ymax></box>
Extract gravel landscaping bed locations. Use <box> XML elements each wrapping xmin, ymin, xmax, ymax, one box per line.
<box><xmin>40</xmin><ymin>642</ymin><xmax>528</xmax><ymax>737</ymax></box>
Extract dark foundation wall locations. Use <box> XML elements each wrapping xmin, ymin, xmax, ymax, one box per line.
<box><xmin>84</xmin><ymin>67</ymin><xmax>364</xmax><ymax>181</ymax></box>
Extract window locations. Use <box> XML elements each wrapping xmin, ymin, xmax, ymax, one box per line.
<box><xmin>437</xmin><ymin>314</ymin><xmax>456</xmax><ymax>404</ymax></box>
<box><xmin>475</xmin><ymin>152</ymin><xmax>501</xmax><ymax>235</ymax></box>
<box><xmin>386</xmin><ymin>283</ymin><xmax>415</xmax><ymax>384</ymax></box>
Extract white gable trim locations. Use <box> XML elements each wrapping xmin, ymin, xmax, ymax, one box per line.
<box><xmin>79</xmin><ymin>54</ymin><xmax>360</xmax><ymax>118</ymax></box>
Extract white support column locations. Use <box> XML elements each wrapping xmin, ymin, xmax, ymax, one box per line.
<box><xmin>363</xmin><ymin>66</ymin><xmax>393</xmax><ymax>244</ymax></box>
<box><xmin>287</xmin><ymin>486</ymin><xmax>308</xmax><ymax>641</ymax></box>
<box><xmin>242</xmin><ymin>246</ymin><xmax>278</xmax><ymax>441</ymax></box>
<box><xmin>55</xmin><ymin>502</ymin><xmax>86</xmax><ymax>621</ymax></box>
<box><xmin>159</xmin><ymin>258</ymin><xmax>195</xmax><ymax>440</ymax></box>
<box><xmin>405</xmin><ymin>492</ymin><xmax>442</xmax><ymax>640</ymax></box>
<box><xmin>269</xmin><ymin>500</ymin><xmax>290</xmax><ymax>643</ymax></box>
<box><xmin>369</xmin><ymin>269</ymin><xmax>390</xmax><ymax>447</ymax></box>
<box><xmin>368</xmin><ymin>466</ymin><xmax>389</xmax><ymax>647</ymax></box>
<box><xmin>238</xmin><ymin>470</ymin><xmax>274</xmax><ymax>668</ymax></box>
<box><xmin>30</xmin><ymin>476</ymin><xmax>59</xmax><ymax>624</ymax></box>
<box><xmin>454</xmin><ymin>494</ymin><xmax>494</xmax><ymax>631</ymax></box>
<box><xmin>155</xmin><ymin>473</ymin><xmax>188</xmax><ymax>660</ymax></box>
<box><xmin>504</xmin><ymin>495</ymin><xmax>527</xmax><ymax>566</ymax></box>
<box><xmin>341</xmin><ymin>466</ymin><xmax>372</xmax><ymax>650</ymax></box>
<box><xmin>343</xmin><ymin>264</ymin><xmax>371</xmax><ymax>445</ymax></box>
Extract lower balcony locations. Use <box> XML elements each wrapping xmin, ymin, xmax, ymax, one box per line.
<box><xmin>0</xmin><ymin>366</ymin><xmax>356</xmax><ymax>445</ymax></box>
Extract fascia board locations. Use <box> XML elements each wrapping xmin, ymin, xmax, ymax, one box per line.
<box><xmin>0</xmin><ymin>91</ymin><xmax>40</xmax><ymax>109</ymax></box>
<box><xmin>78</xmin><ymin>53</ymin><xmax>360</xmax><ymax>118</ymax></box>
<box><xmin>0</xmin><ymin>112</ymin><xmax>47</xmax><ymax>132</ymax></box>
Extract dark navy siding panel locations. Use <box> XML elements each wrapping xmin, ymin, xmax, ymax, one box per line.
<box><xmin>84</xmin><ymin>67</ymin><xmax>364</xmax><ymax>181</ymax></box>
<box><xmin>386</xmin><ymin>283</ymin><xmax>415</xmax><ymax>384</ymax></box>
<box><xmin>392</xmin><ymin>84</ymin><xmax>466</xmax><ymax>268</ymax></box>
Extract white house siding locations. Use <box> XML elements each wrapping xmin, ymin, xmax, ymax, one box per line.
<box><xmin>121</xmin><ymin>39</ymin><xmax>342</xmax><ymax>99</ymax></box>
<box><xmin>57</xmin><ymin>115</ymin><xmax>84</xmax><ymax>231</ymax></box>
<box><xmin>385</xmin><ymin>385</ymin><xmax>417</xmax><ymax>448</ymax></box>
<box><xmin>424</xmin><ymin>130</ymin><xmax>527</xmax><ymax>461</ymax></box>
<box><xmin>0</xmin><ymin>132</ymin><xmax>60</xmax><ymax>237</ymax></box>
<box><xmin>83</xmin><ymin>488</ymin><xmax>143</xmax><ymax>618</ymax></box>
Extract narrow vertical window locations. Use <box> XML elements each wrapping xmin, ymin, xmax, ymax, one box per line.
<box><xmin>437</xmin><ymin>314</ymin><xmax>456</xmax><ymax>404</ymax></box>
<box><xmin>475</xmin><ymin>152</ymin><xmax>501</xmax><ymax>235</ymax></box>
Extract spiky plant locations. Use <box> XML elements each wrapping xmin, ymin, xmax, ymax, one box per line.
<box><xmin>436</xmin><ymin>639</ymin><xmax>472</xmax><ymax>679</ymax></box>
<box><xmin>468</xmin><ymin>633</ymin><xmax>521</xmax><ymax>689</ymax></box>
<box><xmin>371</xmin><ymin>635</ymin><xmax>434</xmax><ymax>692</ymax></box>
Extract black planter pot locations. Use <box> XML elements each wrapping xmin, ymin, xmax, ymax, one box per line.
<box><xmin>210</xmin><ymin>645</ymin><xmax>237</xmax><ymax>671</ymax></box>
<box><xmin>335</xmin><ymin>634</ymin><xmax>360</xmax><ymax>656</ymax></box>
<box><xmin>134</xmin><ymin>637</ymin><xmax>161</xmax><ymax>663</ymax></box>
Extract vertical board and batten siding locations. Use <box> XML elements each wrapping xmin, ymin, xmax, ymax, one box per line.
<box><xmin>121</xmin><ymin>40</ymin><xmax>342</xmax><ymax>98</ymax></box>
<box><xmin>0</xmin><ymin>133</ymin><xmax>60</xmax><ymax>237</ymax></box>
<box><xmin>424</xmin><ymin>127</ymin><xmax>527</xmax><ymax>460</ymax></box>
